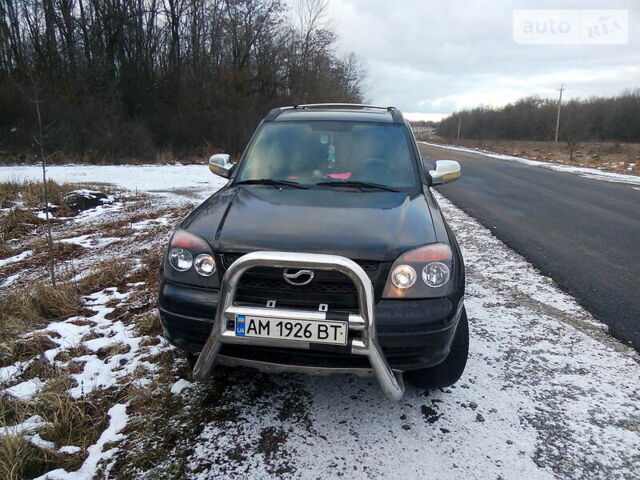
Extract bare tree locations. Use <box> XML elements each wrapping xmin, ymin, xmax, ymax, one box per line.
<box><xmin>28</xmin><ymin>81</ymin><xmax>56</xmax><ymax>287</ymax></box>
<box><xmin>0</xmin><ymin>0</ymin><xmax>366</xmax><ymax>158</ymax></box>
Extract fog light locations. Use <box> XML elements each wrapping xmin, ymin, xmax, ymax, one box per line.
<box><xmin>194</xmin><ymin>254</ymin><xmax>216</xmax><ymax>277</ymax></box>
<box><xmin>169</xmin><ymin>247</ymin><xmax>193</xmax><ymax>272</ymax></box>
<box><xmin>391</xmin><ymin>265</ymin><xmax>416</xmax><ymax>289</ymax></box>
<box><xmin>422</xmin><ymin>262</ymin><xmax>450</xmax><ymax>287</ymax></box>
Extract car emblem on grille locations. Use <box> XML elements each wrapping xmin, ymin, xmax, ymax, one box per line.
<box><xmin>283</xmin><ymin>269</ymin><xmax>314</xmax><ymax>286</ymax></box>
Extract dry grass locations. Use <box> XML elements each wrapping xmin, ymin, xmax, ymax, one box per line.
<box><xmin>0</xmin><ymin>375</ymin><xmax>112</xmax><ymax>480</ymax></box>
<box><xmin>75</xmin><ymin>259</ymin><xmax>133</xmax><ymax>296</ymax></box>
<box><xmin>38</xmin><ymin>378</ymin><xmax>107</xmax><ymax>451</ymax></box>
<box><xmin>0</xmin><ymin>255</ymin><xmax>136</xmax><ymax>346</ymax></box>
<box><xmin>0</xmin><ymin>388</ymin><xmax>60</xmax><ymax>480</ymax></box>
<box><xmin>128</xmin><ymin>251</ymin><xmax>162</xmax><ymax>289</ymax></box>
<box><xmin>0</xmin><ymin>180</ymin><xmax>114</xmax><ymax>214</ymax></box>
<box><xmin>0</xmin><ymin>208</ymin><xmax>42</xmax><ymax>241</ymax></box>
<box><xmin>133</xmin><ymin>311</ymin><xmax>163</xmax><ymax>337</ymax></box>
<box><xmin>0</xmin><ymin>435</ymin><xmax>47</xmax><ymax>480</ymax></box>
<box><xmin>28</xmin><ymin>240</ymin><xmax>88</xmax><ymax>268</ymax></box>
<box><xmin>0</xmin><ymin>243</ymin><xmax>13</xmax><ymax>260</ymax></box>
<box><xmin>0</xmin><ymin>335</ymin><xmax>57</xmax><ymax>369</ymax></box>
<box><xmin>0</xmin><ymin>282</ymin><xmax>84</xmax><ymax>345</ymax></box>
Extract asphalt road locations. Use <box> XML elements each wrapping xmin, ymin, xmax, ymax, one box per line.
<box><xmin>419</xmin><ymin>142</ymin><xmax>640</xmax><ymax>349</ymax></box>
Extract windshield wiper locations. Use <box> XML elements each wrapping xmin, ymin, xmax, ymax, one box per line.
<box><xmin>316</xmin><ymin>180</ymin><xmax>400</xmax><ymax>192</ymax></box>
<box><xmin>235</xmin><ymin>178</ymin><xmax>308</xmax><ymax>189</ymax></box>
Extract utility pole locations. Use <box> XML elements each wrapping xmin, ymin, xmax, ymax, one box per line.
<box><xmin>457</xmin><ymin>114</ymin><xmax>462</xmax><ymax>141</ymax></box>
<box><xmin>554</xmin><ymin>84</ymin><xmax>563</xmax><ymax>143</ymax></box>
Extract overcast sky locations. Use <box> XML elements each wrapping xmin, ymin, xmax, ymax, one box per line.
<box><xmin>323</xmin><ymin>0</ymin><xmax>640</xmax><ymax>121</ymax></box>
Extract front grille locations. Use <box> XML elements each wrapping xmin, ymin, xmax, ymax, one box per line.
<box><xmin>221</xmin><ymin>253</ymin><xmax>387</xmax><ymax>312</ymax></box>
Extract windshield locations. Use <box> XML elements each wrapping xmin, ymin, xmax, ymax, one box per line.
<box><xmin>236</xmin><ymin>121</ymin><xmax>419</xmax><ymax>189</ymax></box>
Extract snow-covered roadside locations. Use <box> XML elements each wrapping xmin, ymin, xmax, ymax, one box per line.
<box><xmin>420</xmin><ymin>141</ymin><xmax>640</xmax><ymax>186</ymax></box>
<box><xmin>165</xmin><ymin>191</ymin><xmax>638</xmax><ymax>480</ymax></box>
<box><xmin>0</xmin><ymin>165</ymin><xmax>637</xmax><ymax>479</ymax></box>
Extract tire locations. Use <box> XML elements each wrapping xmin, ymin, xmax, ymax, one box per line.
<box><xmin>406</xmin><ymin>307</ymin><xmax>469</xmax><ymax>389</ymax></box>
<box><xmin>185</xmin><ymin>352</ymin><xmax>198</xmax><ymax>370</ymax></box>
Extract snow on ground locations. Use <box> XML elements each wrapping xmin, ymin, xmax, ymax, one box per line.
<box><xmin>35</xmin><ymin>404</ymin><xmax>129</xmax><ymax>480</ymax></box>
<box><xmin>0</xmin><ymin>249</ymin><xmax>33</xmax><ymax>267</ymax></box>
<box><xmin>161</xmin><ymin>191</ymin><xmax>638</xmax><ymax>480</ymax></box>
<box><xmin>59</xmin><ymin>234</ymin><xmax>120</xmax><ymax>249</ymax></box>
<box><xmin>4</xmin><ymin>377</ymin><xmax>44</xmax><ymax>399</ymax></box>
<box><xmin>420</xmin><ymin>141</ymin><xmax>640</xmax><ymax>186</ymax></box>
<box><xmin>0</xmin><ymin>164</ymin><xmax>228</xmax><ymax>204</ymax></box>
<box><xmin>0</xmin><ymin>165</ymin><xmax>638</xmax><ymax>479</ymax></box>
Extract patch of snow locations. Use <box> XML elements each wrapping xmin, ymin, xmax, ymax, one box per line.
<box><xmin>27</xmin><ymin>287</ymin><xmax>165</xmax><ymax>398</ymax></box>
<box><xmin>0</xmin><ymin>361</ymin><xmax>31</xmax><ymax>385</ymax></box>
<box><xmin>73</xmin><ymin>201</ymin><xmax>124</xmax><ymax>221</ymax></box>
<box><xmin>171</xmin><ymin>378</ymin><xmax>194</xmax><ymax>395</ymax></box>
<box><xmin>420</xmin><ymin>142</ymin><xmax>640</xmax><ymax>186</ymax></box>
<box><xmin>0</xmin><ymin>249</ymin><xmax>33</xmax><ymax>268</ymax></box>
<box><xmin>131</xmin><ymin>216</ymin><xmax>171</xmax><ymax>231</ymax></box>
<box><xmin>5</xmin><ymin>378</ymin><xmax>45</xmax><ymax>400</ymax></box>
<box><xmin>67</xmin><ymin>189</ymin><xmax>101</xmax><ymax>198</ymax></box>
<box><xmin>35</xmin><ymin>403</ymin><xmax>128</xmax><ymax>480</ymax></box>
<box><xmin>1</xmin><ymin>272</ymin><xmax>21</xmax><ymax>287</ymax></box>
<box><xmin>27</xmin><ymin>433</ymin><xmax>56</xmax><ymax>449</ymax></box>
<box><xmin>59</xmin><ymin>445</ymin><xmax>82</xmax><ymax>455</ymax></box>
<box><xmin>59</xmin><ymin>234</ymin><xmax>119</xmax><ymax>249</ymax></box>
<box><xmin>1</xmin><ymin>415</ymin><xmax>48</xmax><ymax>436</ymax></box>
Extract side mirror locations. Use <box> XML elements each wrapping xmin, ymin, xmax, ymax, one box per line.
<box><xmin>208</xmin><ymin>154</ymin><xmax>233</xmax><ymax>179</ymax></box>
<box><xmin>429</xmin><ymin>160</ymin><xmax>461</xmax><ymax>185</ymax></box>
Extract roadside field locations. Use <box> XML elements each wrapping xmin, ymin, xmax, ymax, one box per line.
<box><xmin>418</xmin><ymin>137</ymin><xmax>640</xmax><ymax>176</ymax></box>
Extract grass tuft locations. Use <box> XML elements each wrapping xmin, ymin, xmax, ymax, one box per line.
<box><xmin>0</xmin><ymin>335</ymin><xmax>57</xmax><ymax>369</ymax></box>
<box><xmin>0</xmin><ymin>282</ymin><xmax>83</xmax><ymax>345</ymax></box>
<box><xmin>75</xmin><ymin>259</ymin><xmax>132</xmax><ymax>296</ymax></box>
<box><xmin>0</xmin><ymin>208</ymin><xmax>42</xmax><ymax>241</ymax></box>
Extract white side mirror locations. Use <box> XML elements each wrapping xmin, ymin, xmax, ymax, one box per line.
<box><xmin>208</xmin><ymin>154</ymin><xmax>233</xmax><ymax>179</ymax></box>
<box><xmin>429</xmin><ymin>160</ymin><xmax>461</xmax><ymax>185</ymax></box>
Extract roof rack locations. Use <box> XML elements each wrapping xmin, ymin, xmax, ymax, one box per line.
<box><xmin>264</xmin><ymin>103</ymin><xmax>405</xmax><ymax>124</ymax></box>
<box><xmin>295</xmin><ymin>103</ymin><xmax>395</xmax><ymax>111</ymax></box>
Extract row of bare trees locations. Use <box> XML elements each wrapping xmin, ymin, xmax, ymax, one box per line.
<box><xmin>437</xmin><ymin>91</ymin><xmax>640</xmax><ymax>143</ymax></box>
<box><xmin>0</xmin><ymin>0</ymin><xmax>364</xmax><ymax>160</ymax></box>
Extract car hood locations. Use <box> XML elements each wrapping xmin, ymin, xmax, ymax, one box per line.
<box><xmin>185</xmin><ymin>186</ymin><xmax>437</xmax><ymax>261</ymax></box>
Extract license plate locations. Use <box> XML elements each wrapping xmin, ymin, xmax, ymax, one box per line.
<box><xmin>234</xmin><ymin>315</ymin><xmax>347</xmax><ymax>345</ymax></box>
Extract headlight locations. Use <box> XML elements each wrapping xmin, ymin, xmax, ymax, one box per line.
<box><xmin>390</xmin><ymin>265</ymin><xmax>416</xmax><ymax>289</ymax></box>
<box><xmin>383</xmin><ymin>243</ymin><xmax>454</xmax><ymax>298</ymax></box>
<box><xmin>422</xmin><ymin>262</ymin><xmax>450</xmax><ymax>287</ymax></box>
<box><xmin>169</xmin><ymin>247</ymin><xmax>193</xmax><ymax>271</ymax></box>
<box><xmin>194</xmin><ymin>254</ymin><xmax>216</xmax><ymax>277</ymax></box>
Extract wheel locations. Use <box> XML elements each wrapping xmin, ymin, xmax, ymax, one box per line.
<box><xmin>406</xmin><ymin>307</ymin><xmax>469</xmax><ymax>389</ymax></box>
<box><xmin>185</xmin><ymin>352</ymin><xmax>198</xmax><ymax>370</ymax></box>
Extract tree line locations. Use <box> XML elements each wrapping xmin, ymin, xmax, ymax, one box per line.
<box><xmin>0</xmin><ymin>0</ymin><xmax>364</xmax><ymax>161</ymax></box>
<box><xmin>437</xmin><ymin>90</ymin><xmax>640</xmax><ymax>143</ymax></box>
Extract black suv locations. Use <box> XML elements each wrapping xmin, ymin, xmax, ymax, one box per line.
<box><xmin>158</xmin><ymin>104</ymin><xmax>467</xmax><ymax>400</ymax></box>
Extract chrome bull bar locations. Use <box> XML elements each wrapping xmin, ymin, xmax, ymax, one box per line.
<box><xmin>193</xmin><ymin>251</ymin><xmax>405</xmax><ymax>400</ymax></box>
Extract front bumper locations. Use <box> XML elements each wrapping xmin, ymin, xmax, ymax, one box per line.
<box><xmin>160</xmin><ymin>283</ymin><xmax>462</xmax><ymax>370</ymax></box>
<box><xmin>160</xmin><ymin>285</ymin><xmax>464</xmax><ymax>386</ymax></box>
